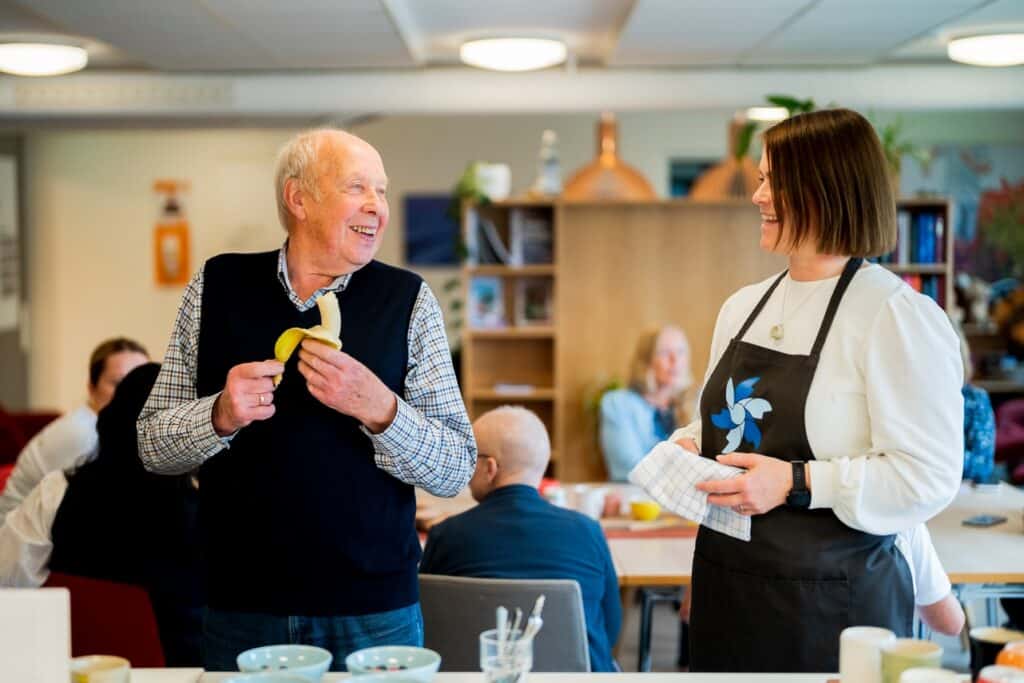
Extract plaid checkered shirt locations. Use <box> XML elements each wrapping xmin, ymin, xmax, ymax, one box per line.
<box><xmin>137</xmin><ymin>245</ymin><xmax>476</xmax><ymax>497</ymax></box>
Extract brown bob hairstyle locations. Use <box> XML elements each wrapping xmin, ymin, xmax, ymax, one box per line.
<box><xmin>762</xmin><ymin>108</ymin><xmax>896</xmax><ymax>257</ymax></box>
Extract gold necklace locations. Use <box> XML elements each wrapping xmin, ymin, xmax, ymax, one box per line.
<box><xmin>769</xmin><ymin>277</ymin><xmax>825</xmax><ymax>342</ymax></box>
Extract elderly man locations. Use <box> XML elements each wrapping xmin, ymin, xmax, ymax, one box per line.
<box><xmin>419</xmin><ymin>407</ymin><xmax>621</xmax><ymax>672</ymax></box>
<box><xmin>138</xmin><ymin>129</ymin><xmax>475</xmax><ymax>670</ymax></box>
<box><xmin>0</xmin><ymin>337</ymin><xmax>148</xmax><ymax>524</ymax></box>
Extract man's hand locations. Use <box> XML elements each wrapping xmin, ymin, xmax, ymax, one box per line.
<box><xmin>212</xmin><ymin>360</ymin><xmax>284</xmax><ymax>436</ymax></box>
<box><xmin>695</xmin><ymin>452</ymin><xmax>792</xmax><ymax>516</ymax></box>
<box><xmin>297</xmin><ymin>339</ymin><xmax>398</xmax><ymax>433</ymax></box>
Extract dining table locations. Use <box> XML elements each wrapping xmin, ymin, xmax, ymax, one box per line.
<box><xmin>132</xmin><ymin>671</ymin><xmax>861</xmax><ymax>683</ymax></box>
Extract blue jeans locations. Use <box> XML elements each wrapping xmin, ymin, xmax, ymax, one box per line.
<box><xmin>202</xmin><ymin>603</ymin><xmax>424</xmax><ymax>672</ymax></box>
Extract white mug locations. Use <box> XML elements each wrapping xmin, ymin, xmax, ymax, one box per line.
<box><xmin>70</xmin><ymin>655</ymin><xmax>131</xmax><ymax>683</ymax></box>
<box><xmin>840</xmin><ymin>626</ymin><xmax>896</xmax><ymax>683</ymax></box>
<box><xmin>900</xmin><ymin>667</ymin><xmax>959</xmax><ymax>682</ymax></box>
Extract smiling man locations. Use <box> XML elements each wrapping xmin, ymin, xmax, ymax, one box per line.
<box><xmin>137</xmin><ymin>129</ymin><xmax>476</xmax><ymax>670</ymax></box>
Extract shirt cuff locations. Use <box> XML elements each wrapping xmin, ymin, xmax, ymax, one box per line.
<box><xmin>808</xmin><ymin>459</ymin><xmax>837</xmax><ymax>510</ymax></box>
<box><xmin>194</xmin><ymin>393</ymin><xmax>236</xmax><ymax>458</ymax></box>
<box><xmin>363</xmin><ymin>393</ymin><xmax>416</xmax><ymax>461</ymax></box>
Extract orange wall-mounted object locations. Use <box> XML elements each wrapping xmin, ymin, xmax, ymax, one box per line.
<box><xmin>153</xmin><ymin>180</ymin><xmax>191</xmax><ymax>287</ymax></box>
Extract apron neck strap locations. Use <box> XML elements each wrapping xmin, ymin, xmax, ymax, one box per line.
<box><xmin>809</xmin><ymin>257</ymin><xmax>863</xmax><ymax>358</ymax></box>
<box><xmin>735</xmin><ymin>270</ymin><xmax>788</xmax><ymax>342</ymax></box>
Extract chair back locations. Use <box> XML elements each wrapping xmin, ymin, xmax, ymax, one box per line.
<box><xmin>419</xmin><ymin>574</ymin><xmax>589</xmax><ymax>672</ymax></box>
<box><xmin>44</xmin><ymin>572</ymin><xmax>165</xmax><ymax>667</ymax></box>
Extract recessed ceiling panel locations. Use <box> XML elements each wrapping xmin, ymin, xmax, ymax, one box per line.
<box><xmin>403</xmin><ymin>0</ymin><xmax>631</xmax><ymax>63</ymax></box>
<box><xmin>747</xmin><ymin>0</ymin><xmax>985</xmax><ymax>65</ymax></box>
<box><xmin>611</xmin><ymin>0</ymin><xmax>811</xmax><ymax>66</ymax></box>
<box><xmin>19</xmin><ymin>0</ymin><xmax>277</xmax><ymax>70</ymax></box>
<box><xmin>206</xmin><ymin>0</ymin><xmax>415</xmax><ymax>68</ymax></box>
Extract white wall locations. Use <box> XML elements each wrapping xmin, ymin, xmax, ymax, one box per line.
<box><xmin>23</xmin><ymin>109</ymin><xmax>1024</xmax><ymax>409</ymax></box>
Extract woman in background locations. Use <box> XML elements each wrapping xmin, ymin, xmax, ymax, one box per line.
<box><xmin>956</xmin><ymin>323</ymin><xmax>996</xmax><ymax>483</ymax></box>
<box><xmin>599</xmin><ymin>325</ymin><xmax>693</xmax><ymax>481</ymax></box>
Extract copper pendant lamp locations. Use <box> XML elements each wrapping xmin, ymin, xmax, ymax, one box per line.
<box><xmin>562</xmin><ymin>113</ymin><xmax>656</xmax><ymax>201</ymax></box>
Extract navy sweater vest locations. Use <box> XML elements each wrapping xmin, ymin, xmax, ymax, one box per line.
<box><xmin>196</xmin><ymin>251</ymin><xmax>422</xmax><ymax>615</ymax></box>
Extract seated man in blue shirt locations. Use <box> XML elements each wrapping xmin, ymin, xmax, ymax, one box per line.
<box><xmin>419</xmin><ymin>406</ymin><xmax>621</xmax><ymax>672</ymax></box>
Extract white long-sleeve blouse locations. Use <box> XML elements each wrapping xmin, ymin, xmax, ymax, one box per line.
<box><xmin>672</xmin><ymin>263</ymin><xmax>964</xmax><ymax>536</ymax></box>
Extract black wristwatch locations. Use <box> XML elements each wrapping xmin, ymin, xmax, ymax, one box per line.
<box><xmin>786</xmin><ymin>461</ymin><xmax>811</xmax><ymax>509</ymax></box>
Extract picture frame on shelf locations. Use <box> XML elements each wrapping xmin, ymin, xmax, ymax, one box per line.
<box><xmin>515</xmin><ymin>277</ymin><xmax>554</xmax><ymax>326</ymax></box>
<box><xmin>468</xmin><ymin>276</ymin><xmax>505</xmax><ymax>329</ymax></box>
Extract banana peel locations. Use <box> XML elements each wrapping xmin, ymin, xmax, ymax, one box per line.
<box><xmin>273</xmin><ymin>292</ymin><xmax>342</xmax><ymax>386</ymax></box>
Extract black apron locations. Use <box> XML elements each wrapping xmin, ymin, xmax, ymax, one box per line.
<box><xmin>689</xmin><ymin>258</ymin><xmax>913</xmax><ymax>673</ymax></box>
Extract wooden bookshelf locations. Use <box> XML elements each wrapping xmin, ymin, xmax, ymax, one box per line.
<box><xmin>879</xmin><ymin>198</ymin><xmax>954</xmax><ymax>312</ymax></box>
<box><xmin>462</xmin><ymin>199</ymin><xmax>784</xmax><ymax>480</ymax></box>
<box><xmin>462</xmin><ymin>200</ymin><xmax>560</xmax><ymax>469</ymax></box>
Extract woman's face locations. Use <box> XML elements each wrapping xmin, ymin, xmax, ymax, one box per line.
<box><xmin>651</xmin><ymin>328</ymin><xmax>690</xmax><ymax>392</ymax></box>
<box><xmin>752</xmin><ymin>153</ymin><xmax>783</xmax><ymax>253</ymax></box>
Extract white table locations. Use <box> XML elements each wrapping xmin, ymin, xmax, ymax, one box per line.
<box><xmin>134</xmin><ymin>672</ymin><xmax>847</xmax><ymax>683</ymax></box>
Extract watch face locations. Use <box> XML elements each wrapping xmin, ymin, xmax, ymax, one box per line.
<box><xmin>787</xmin><ymin>490</ymin><xmax>811</xmax><ymax>508</ymax></box>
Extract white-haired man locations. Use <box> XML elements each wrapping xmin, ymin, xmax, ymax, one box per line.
<box><xmin>420</xmin><ymin>407</ymin><xmax>621</xmax><ymax>672</ymax></box>
<box><xmin>138</xmin><ymin>129</ymin><xmax>476</xmax><ymax>670</ymax></box>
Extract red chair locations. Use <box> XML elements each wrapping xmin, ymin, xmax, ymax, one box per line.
<box><xmin>43</xmin><ymin>572</ymin><xmax>165</xmax><ymax>667</ymax></box>
<box><xmin>0</xmin><ymin>463</ymin><xmax>13</xmax><ymax>492</ymax></box>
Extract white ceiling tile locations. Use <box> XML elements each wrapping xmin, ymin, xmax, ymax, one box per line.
<box><xmin>747</xmin><ymin>0</ymin><xmax>986</xmax><ymax>65</ymax></box>
<box><xmin>205</xmin><ymin>0</ymin><xmax>416</xmax><ymax>68</ymax></box>
<box><xmin>611</xmin><ymin>0</ymin><xmax>812</xmax><ymax>66</ymax></box>
<box><xmin>405</xmin><ymin>0</ymin><xmax>632</xmax><ymax>63</ymax></box>
<box><xmin>21</xmin><ymin>0</ymin><xmax>277</xmax><ymax>70</ymax></box>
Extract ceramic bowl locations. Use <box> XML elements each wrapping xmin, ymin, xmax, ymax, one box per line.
<box><xmin>345</xmin><ymin>645</ymin><xmax>441</xmax><ymax>681</ymax></box>
<box><xmin>630</xmin><ymin>500</ymin><xmax>661</xmax><ymax>521</ymax></box>
<box><xmin>236</xmin><ymin>644</ymin><xmax>333</xmax><ymax>681</ymax></box>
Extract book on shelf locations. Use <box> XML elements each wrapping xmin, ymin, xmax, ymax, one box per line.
<box><xmin>509</xmin><ymin>208</ymin><xmax>553</xmax><ymax>265</ymax></box>
<box><xmin>468</xmin><ymin>276</ymin><xmax>506</xmax><ymax>328</ymax></box>
<box><xmin>901</xmin><ymin>273</ymin><xmax>945</xmax><ymax>309</ymax></box>
<box><xmin>881</xmin><ymin>208</ymin><xmax>946</xmax><ymax>266</ymax></box>
<box><xmin>515</xmin><ymin>277</ymin><xmax>554</xmax><ymax>326</ymax></box>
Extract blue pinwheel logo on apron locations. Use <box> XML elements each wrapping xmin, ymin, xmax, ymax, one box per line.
<box><xmin>711</xmin><ymin>377</ymin><xmax>773</xmax><ymax>453</ymax></box>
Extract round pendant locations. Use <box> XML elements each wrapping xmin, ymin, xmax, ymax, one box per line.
<box><xmin>769</xmin><ymin>324</ymin><xmax>784</xmax><ymax>341</ymax></box>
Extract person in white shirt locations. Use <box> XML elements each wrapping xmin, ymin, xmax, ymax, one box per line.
<box><xmin>659</xmin><ymin>108</ymin><xmax>962</xmax><ymax>672</ymax></box>
<box><xmin>0</xmin><ymin>337</ymin><xmax>148</xmax><ymax>524</ymax></box>
<box><xmin>899</xmin><ymin>524</ymin><xmax>965</xmax><ymax>637</ymax></box>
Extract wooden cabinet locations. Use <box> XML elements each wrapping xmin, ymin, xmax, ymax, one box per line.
<box><xmin>462</xmin><ymin>199</ymin><xmax>784</xmax><ymax>481</ymax></box>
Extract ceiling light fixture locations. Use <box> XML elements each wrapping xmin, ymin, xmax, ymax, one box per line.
<box><xmin>460</xmin><ymin>38</ymin><xmax>567</xmax><ymax>72</ymax></box>
<box><xmin>947</xmin><ymin>33</ymin><xmax>1024</xmax><ymax>67</ymax></box>
<box><xmin>0</xmin><ymin>42</ymin><xmax>88</xmax><ymax>76</ymax></box>
<box><xmin>744</xmin><ymin>107</ymin><xmax>789</xmax><ymax>122</ymax></box>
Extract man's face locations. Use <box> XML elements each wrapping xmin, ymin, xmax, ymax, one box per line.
<box><xmin>88</xmin><ymin>350</ymin><xmax>148</xmax><ymax>412</ymax></box>
<box><xmin>302</xmin><ymin>139</ymin><xmax>390</xmax><ymax>273</ymax></box>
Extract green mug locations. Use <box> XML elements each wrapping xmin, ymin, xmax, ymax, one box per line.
<box><xmin>880</xmin><ymin>639</ymin><xmax>943</xmax><ymax>683</ymax></box>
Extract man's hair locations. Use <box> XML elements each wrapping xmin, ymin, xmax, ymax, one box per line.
<box><xmin>88</xmin><ymin>337</ymin><xmax>148</xmax><ymax>387</ymax></box>
<box><xmin>762</xmin><ymin>108</ymin><xmax>896</xmax><ymax>257</ymax></box>
<box><xmin>274</xmin><ymin>129</ymin><xmax>329</xmax><ymax>231</ymax></box>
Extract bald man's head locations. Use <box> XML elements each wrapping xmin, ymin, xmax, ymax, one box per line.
<box><xmin>469</xmin><ymin>406</ymin><xmax>551</xmax><ymax>502</ymax></box>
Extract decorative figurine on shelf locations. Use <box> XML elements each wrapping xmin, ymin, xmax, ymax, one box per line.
<box><xmin>955</xmin><ymin>272</ymin><xmax>994</xmax><ymax>329</ymax></box>
<box><xmin>562</xmin><ymin>112</ymin><xmax>656</xmax><ymax>201</ymax></box>
<box><xmin>529</xmin><ymin>129</ymin><xmax>562</xmax><ymax>197</ymax></box>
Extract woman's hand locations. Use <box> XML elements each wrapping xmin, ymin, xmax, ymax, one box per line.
<box><xmin>673</xmin><ymin>437</ymin><xmax>699</xmax><ymax>454</ymax></box>
<box><xmin>695</xmin><ymin>452</ymin><xmax>793</xmax><ymax>515</ymax></box>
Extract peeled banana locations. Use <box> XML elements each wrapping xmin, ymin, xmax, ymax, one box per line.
<box><xmin>273</xmin><ymin>292</ymin><xmax>342</xmax><ymax>385</ymax></box>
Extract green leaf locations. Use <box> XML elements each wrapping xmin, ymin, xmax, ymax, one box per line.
<box><xmin>735</xmin><ymin>121</ymin><xmax>758</xmax><ymax>160</ymax></box>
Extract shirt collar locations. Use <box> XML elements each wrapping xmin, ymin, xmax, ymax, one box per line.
<box><xmin>276</xmin><ymin>240</ymin><xmax>353</xmax><ymax>311</ymax></box>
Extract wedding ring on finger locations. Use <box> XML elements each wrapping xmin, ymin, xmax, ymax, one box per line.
<box><xmin>257</xmin><ymin>393</ymin><xmax>265</xmax><ymax>406</ymax></box>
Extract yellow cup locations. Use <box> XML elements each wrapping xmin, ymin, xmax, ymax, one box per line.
<box><xmin>881</xmin><ymin>639</ymin><xmax>942</xmax><ymax>683</ymax></box>
<box><xmin>70</xmin><ymin>655</ymin><xmax>130</xmax><ymax>683</ymax></box>
<box><xmin>630</xmin><ymin>500</ymin><xmax>661</xmax><ymax>521</ymax></box>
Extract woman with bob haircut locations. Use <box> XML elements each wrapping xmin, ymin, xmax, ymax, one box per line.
<box><xmin>661</xmin><ymin>108</ymin><xmax>963</xmax><ymax>672</ymax></box>
<box><xmin>599</xmin><ymin>325</ymin><xmax>693</xmax><ymax>481</ymax></box>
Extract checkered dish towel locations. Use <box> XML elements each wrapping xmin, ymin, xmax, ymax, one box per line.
<box><xmin>628</xmin><ymin>442</ymin><xmax>752</xmax><ymax>542</ymax></box>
